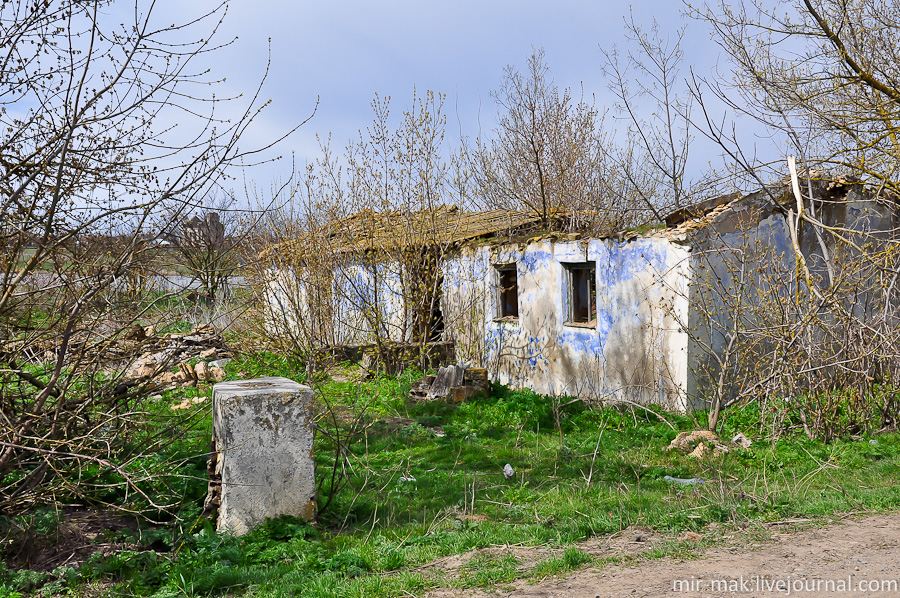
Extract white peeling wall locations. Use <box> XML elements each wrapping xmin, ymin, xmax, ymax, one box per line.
<box><xmin>443</xmin><ymin>238</ymin><xmax>692</xmax><ymax>410</ymax></box>
<box><xmin>331</xmin><ymin>260</ymin><xmax>408</xmax><ymax>345</ymax></box>
<box><xmin>264</xmin><ymin>259</ymin><xmax>411</xmax><ymax>348</ymax></box>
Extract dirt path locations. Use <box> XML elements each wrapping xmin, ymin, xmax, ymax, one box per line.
<box><xmin>426</xmin><ymin>514</ymin><xmax>900</xmax><ymax>598</ymax></box>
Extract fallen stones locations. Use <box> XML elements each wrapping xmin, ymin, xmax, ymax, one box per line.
<box><xmin>668</xmin><ymin>430</ymin><xmax>719</xmax><ymax>451</ymax></box>
<box><xmin>409</xmin><ymin>365</ymin><xmax>490</xmax><ymax>403</ymax></box>
<box><xmin>171</xmin><ymin>396</ymin><xmax>208</xmax><ymax>410</ymax></box>
<box><xmin>194</xmin><ymin>360</ymin><xmax>210</xmax><ymax>381</ymax></box>
<box><xmin>125</xmin><ymin>348</ymin><xmax>176</xmax><ymax>378</ymax></box>
<box><xmin>158</xmin><ymin>372</ymin><xmax>180</xmax><ymax>385</ymax></box>
<box><xmin>135</xmin><ymin>364</ymin><xmax>157</xmax><ymax>379</ymax></box>
<box><xmin>162</xmin><ymin>359</ymin><xmax>227</xmax><ymax>398</ymax></box>
<box><xmin>689</xmin><ymin>442</ymin><xmax>715</xmax><ymax>459</ymax></box>
<box><xmin>119</xmin><ymin>325</ymin><xmax>232</xmax><ymax>390</ymax></box>
<box><xmin>666</xmin><ymin>430</ymin><xmax>752</xmax><ymax>458</ymax></box>
<box><xmin>178</xmin><ymin>362</ymin><xmax>196</xmax><ymax>382</ymax></box>
<box><xmin>732</xmin><ymin>432</ymin><xmax>752</xmax><ymax>449</ymax></box>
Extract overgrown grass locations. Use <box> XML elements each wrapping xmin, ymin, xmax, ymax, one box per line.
<box><xmin>4</xmin><ymin>357</ymin><xmax>900</xmax><ymax>597</ymax></box>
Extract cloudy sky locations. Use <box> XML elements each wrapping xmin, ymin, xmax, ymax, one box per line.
<box><xmin>153</xmin><ymin>1</ymin><xmax>737</xmax><ymax>195</ymax></box>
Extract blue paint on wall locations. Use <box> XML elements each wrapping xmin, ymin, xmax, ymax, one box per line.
<box><xmin>520</xmin><ymin>249</ymin><xmax>553</xmax><ymax>273</ymax></box>
<box><xmin>600</xmin><ymin>239</ymin><xmax>669</xmax><ymax>287</ymax></box>
<box><xmin>558</xmin><ymin>327</ymin><xmax>603</xmax><ymax>354</ymax></box>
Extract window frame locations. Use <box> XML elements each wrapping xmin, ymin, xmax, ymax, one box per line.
<box><xmin>564</xmin><ymin>261</ymin><xmax>597</xmax><ymax>327</ymax></box>
<box><xmin>494</xmin><ymin>264</ymin><xmax>519</xmax><ymax>321</ymax></box>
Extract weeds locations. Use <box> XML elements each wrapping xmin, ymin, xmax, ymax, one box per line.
<box><xmin>531</xmin><ymin>546</ymin><xmax>592</xmax><ymax>580</ymax></box>
<box><xmin>3</xmin><ymin>365</ymin><xmax>900</xmax><ymax>597</ymax></box>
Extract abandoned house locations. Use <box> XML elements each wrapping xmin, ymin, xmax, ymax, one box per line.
<box><xmin>265</xmin><ymin>176</ymin><xmax>898</xmax><ymax>411</ymax></box>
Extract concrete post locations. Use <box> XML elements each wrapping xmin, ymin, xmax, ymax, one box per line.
<box><xmin>212</xmin><ymin>376</ymin><xmax>316</xmax><ymax>535</ymax></box>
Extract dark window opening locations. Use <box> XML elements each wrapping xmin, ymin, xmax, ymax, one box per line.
<box><xmin>497</xmin><ymin>266</ymin><xmax>519</xmax><ymax>319</ymax></box>
<box><xmin>426</xmin><ymin>273</ymin><xmax>445</xmax><ymax>341</ymax></box>
<box><xmin>566</xmin><ymin>263</ymin><xmax>596</xmax><ymax>324</ymax></box>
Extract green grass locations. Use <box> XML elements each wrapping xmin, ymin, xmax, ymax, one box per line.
<box><xmin>4</xmin><ymin>358</ymin><xmax>900</xmax><ymax>598</ymax></box>
<box><xmin>530</xmin><ymin>547</ymin><xmax>592</xmax><ymax>580</ymax></box>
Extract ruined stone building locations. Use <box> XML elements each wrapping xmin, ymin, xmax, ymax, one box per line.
<box><xmin>266</xmin><ymin>177</ymin><xmax>898</xmax><ymax>411</ymax></box>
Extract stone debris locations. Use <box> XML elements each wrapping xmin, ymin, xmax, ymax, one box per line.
<box><xmin>117</xmin><ymin>325</ymin><xmax>232</xmax><ymax>390</ymax></box>
<box><xmin>409</xmin><ymin>365</ymin><xmax>489</xmax><ymax>403</ymax></box>
<box><xmin>178</xmin><ymin>362</ymin><xmax>196</xmax><ymax>381</ymax></box>
<box><xmin>689</xmin><ymin>442</ymin><xmax>714</xmax><ymax>459</ymax></box>
<box><xmin>157</xmin><ymin>372</ymin><xmax>180</xmax><ymax>385</ymax></box>
<box><xmin>667</xmin><ymin>429</ymin><xmax>752</xmax><ymax>459</ymax></box>
<box><xmin>667</xmin><ymin>430</ymin><xmax>719</xmax><ymax>451</ymax></box>
<box><xmin>663</xmin><ymin>475</ymin><xmax>704</xmax><ymax>485</ymax></box>
<box><xmin>171</xmin><ymin>396</ymin><xmax>208</xmax><ymax>410</ymax></box>
<box><xmin>194</xmin><ymin>360</ymin><xmax>210</xmax><ymax>381</ymax></box>
<box><xmin>732</xmin><ymin>432</ymin><xmax>752</xmax><ymax>449</ymax></box>
<box><xmin>668</xmin><ymin>430</ymin><xmax>729</xmax><ymax>458</ymax></box>
<box><xmin>135</xmin><ymin>364</ymin><xmax>157</xmax><ymax>379</ymax></box>
<box><xmin>125</xmin><ymin>348</ymin><xmax>178</xmax><ymax>378</ymax></box>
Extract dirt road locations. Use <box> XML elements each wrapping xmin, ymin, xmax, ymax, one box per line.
<box><xmin>427</xmin><ymin>514</ymin><xmax>900</xmax><ymax>598</ymax></box>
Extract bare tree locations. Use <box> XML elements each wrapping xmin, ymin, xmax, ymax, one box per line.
<box><xmin>0</xmin><ymin>0</ymin><xmax>305</xmax><ymax>512</ymax></box>
<box><xmin>249</xmin><ymin>90</ymin><xmax>465</xmax><ymax>372</ymax></box>
<box><xmin>600</xmin><ymin>16</ymin><xmax>697</xmax><ymax>217</ymax></box>
<box><xmin>464</xmin><ymin>50</ymin><xmax>635</xmax><ymax>232</ymax></box>
<box><xmin>689</xmin><ymin>0</ymin><xmax>900</xmax><ymax>192</ymax></box>
<box><xmin>175</xmin><ymin>201</ymin><xmax>243</xmax><ymax>308</ymax></box>
<box><xmin>671</xmin><ymin>0</ymin><xmax>900</xmax><ymax>436</ymax></box>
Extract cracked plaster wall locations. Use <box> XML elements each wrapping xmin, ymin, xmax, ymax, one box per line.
<box><xmin>443</xmin><ymin>237</ymin><xmax>692</xmax><ymax>410</ymax></box>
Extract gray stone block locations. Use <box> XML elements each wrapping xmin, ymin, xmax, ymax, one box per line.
<box><xmin>212</xmin><ymin>377</ymin><xmax>316</xmax><ymax>535</ymax></box>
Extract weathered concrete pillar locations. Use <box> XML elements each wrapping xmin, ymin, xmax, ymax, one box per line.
<box><xmin>212</xmin><ymin>377</ymin><xmax>316</xmax><ymax>535</ymax></box>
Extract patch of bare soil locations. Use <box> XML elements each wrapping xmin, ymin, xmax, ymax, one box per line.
<box><xmin>3</xmin><ymin>507</ymin><xmax>144</xmax><ymax>572</ymax></box>
<box><xmin>421</xmin><ymin>545</ymin><xmax>557</xmax><ymax>577</ymax></box>
<box><xmin>417</xmin><ymin>527</ymin><xmax>669</xmax><ymax>580</ymax></box>
<box><xmin>426</xmin><ymin>513</ymin><xmax>900</xmax><ymax>598</ymax></box>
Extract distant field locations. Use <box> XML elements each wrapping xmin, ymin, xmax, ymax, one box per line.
<box><xmin>6</xmin><ymin>246</ymin><xmax>246</xmax><ymax>280</ymax></box>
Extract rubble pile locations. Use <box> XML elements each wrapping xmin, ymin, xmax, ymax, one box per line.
<box><xmin>122</xmin><ymin>324</ymin><xmax>232</xmax><ymax>390</ymax></box>
<box><xmin>409</xmin><ymin>365</ymin><xmax>489</xmax><ymax>403</ymax></box>
<box><xmin>666</xmin><ymin>430</ymin><xmax>753</xmax><ymax>458</ymax></box>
